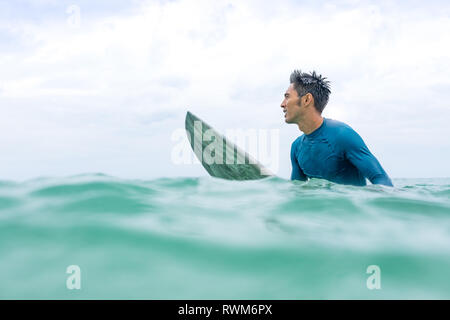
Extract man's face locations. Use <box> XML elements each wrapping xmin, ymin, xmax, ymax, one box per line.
<box><xmin>280</xmin><ymin>83</ymin><xmax>303</xmax><ymax>124</ymax></box>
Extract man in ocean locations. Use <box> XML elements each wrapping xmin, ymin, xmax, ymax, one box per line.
<box><xmin>281</xmin><ymin>70</ymin><xmax>393</xmax><ymax>186</ymax></box>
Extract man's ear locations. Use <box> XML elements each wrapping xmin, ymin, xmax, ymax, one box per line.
<box><xmin>305</xmin><ymin>93</ymin><xmax>314</xmax><ymax>107</ymax></box>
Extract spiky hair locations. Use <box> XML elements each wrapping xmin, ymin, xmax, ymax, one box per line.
<box><xmin>289</xmin><ymin>69</ymin><xmax>331</xmax><ymax>113</ymax></box>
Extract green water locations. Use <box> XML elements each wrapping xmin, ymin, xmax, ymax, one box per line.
<box><xmin>0</xmin><ymin>174</ymin><xmax>449</xmax><ymax>299</ymax></box>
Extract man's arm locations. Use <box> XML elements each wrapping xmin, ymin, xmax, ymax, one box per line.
<box><xmin>341</xmin><ymin>128</ymin><xmax>393</xmax><ymax>187</ymax></box>
<box><xmin>290</xmin><ymin>140</ymin><xmax>308</xmax><ymax>181</ymax></box>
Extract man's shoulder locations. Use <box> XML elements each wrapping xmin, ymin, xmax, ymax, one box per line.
<box><xmin>325</xmin><ymin>118</ymin><xmax>359</xmax><ymax>138</ymax></box>
<box><xmin>325</xmin><ymin>118</ymin><xmax>354</xmax><ymax>132</ymax></box>
<box><xmin>325</xmin><ymin>118</ymin><xmax>365</xmax><ymax>149</ymax></box>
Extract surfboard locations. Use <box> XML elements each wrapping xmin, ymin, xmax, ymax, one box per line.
<box><xmin>185</xmin><ymin>111</ymin><xmax>273</xmax><ymax>180</ymax></box>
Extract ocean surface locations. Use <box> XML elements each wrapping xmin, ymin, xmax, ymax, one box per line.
<box><xmin>0</xmin><ymin>174</ymin><xmax>449</xmax><ymax>299</ymax></box>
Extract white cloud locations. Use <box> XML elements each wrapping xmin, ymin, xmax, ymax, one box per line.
<box><xmin>0</xmin><ymin>0</ymin><xmax>449</xmax><ymax>180</ymax></box>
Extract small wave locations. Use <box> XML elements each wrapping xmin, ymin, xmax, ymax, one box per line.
<box><xmin>0</xmin><ymin>174</ymin><xmax>449</xmax><ymax>299</ymax></box>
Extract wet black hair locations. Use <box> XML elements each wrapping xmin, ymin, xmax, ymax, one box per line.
<box><xmin>289</xmin><ymin>69</ymin><xmax>331</xmax><ymax>113</ymax></box>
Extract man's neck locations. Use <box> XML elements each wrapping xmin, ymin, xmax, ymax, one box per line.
<box><xmin>297</xmin><ymin>114</ymin><xmax>324</xmax><ymax>135</ymax></box>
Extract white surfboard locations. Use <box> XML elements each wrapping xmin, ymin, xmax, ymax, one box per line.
<box><xmin>185</xmin><ymin>111</ymin><xmax>273</xmax><ymax>180</ymax></box>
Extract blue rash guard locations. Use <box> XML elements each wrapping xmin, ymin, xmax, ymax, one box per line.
<box><xmin>291</xmin><ymin>118</ymin><xmax>393</xmax><ymax>186</ymax></box>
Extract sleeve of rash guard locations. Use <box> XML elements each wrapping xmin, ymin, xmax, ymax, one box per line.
<box><xmin>290</xmin><ymin>140</ymin><xmax>308</xmax><ymax>181</ymax></box>
<box><xmin>342</xmin><ymin>129</ymin><xmax>393</xmax><ymax>187</ymax></box>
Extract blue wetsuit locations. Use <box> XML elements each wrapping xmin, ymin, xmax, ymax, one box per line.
<box><xmin>291</xmin><ymin>118</ymin><xmax>393</xmax><ymax>186</ymax></box>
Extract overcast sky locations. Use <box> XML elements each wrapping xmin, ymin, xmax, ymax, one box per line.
<box><xmin>1</xmin><ymin>0</ymin><xmax>449</xmax><ymax>181</ymax></box>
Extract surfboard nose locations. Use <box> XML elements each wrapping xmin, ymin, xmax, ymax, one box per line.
<box><xmin>186</xmin><ymin>111</ymin><xmax>197</xmax><ymax>120</ymax></box>
<box><xmin>185</xmin><ymin>111</ymin><xmax>199</xmax><ymax>130</ymax></box>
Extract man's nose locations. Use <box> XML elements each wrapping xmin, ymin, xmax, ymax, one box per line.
<box><xmin>280</xmin><ymin>100</ymin><xmax>285</xmax><ymax>108</ymax></box>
